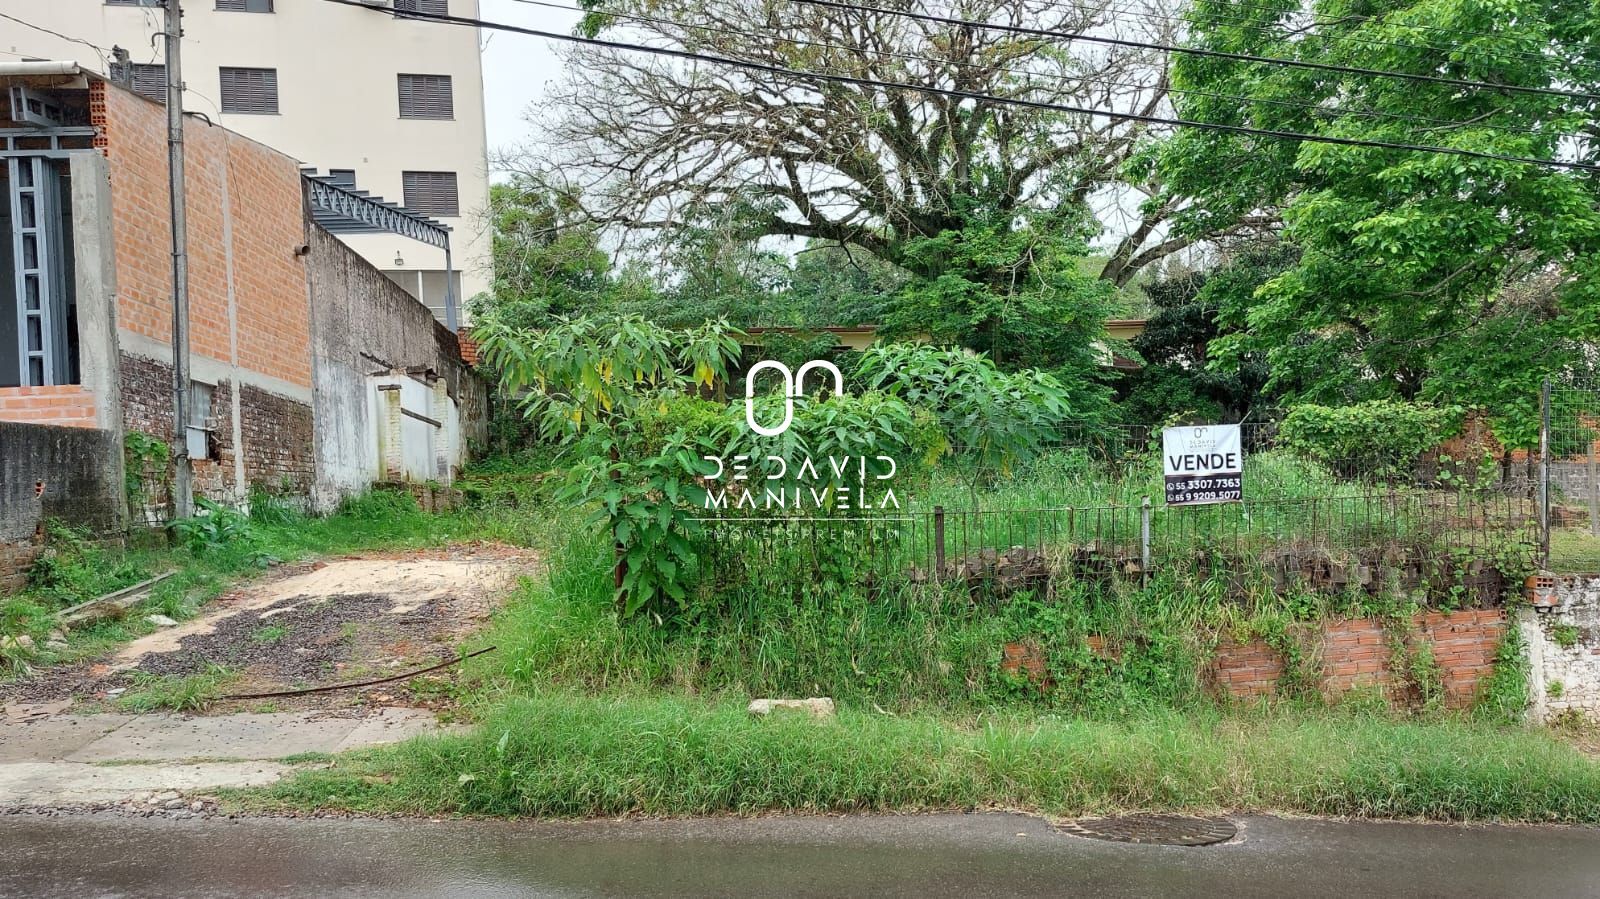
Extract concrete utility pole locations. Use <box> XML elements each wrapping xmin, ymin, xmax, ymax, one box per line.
<box><xmin>165</xmin><ymin>0</ymin><xmax>194</xmax><ymax>519</ymax></box>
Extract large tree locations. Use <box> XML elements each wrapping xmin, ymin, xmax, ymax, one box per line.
<box><xmin>535</xmin><ymin>0</ymin><xmax>1195</xmax><ymax>286</ymax></box>
<box><xmin>1157</xmin><ymin>0</ymin><xmax>1600</xmax><ymax>443</ymax></box>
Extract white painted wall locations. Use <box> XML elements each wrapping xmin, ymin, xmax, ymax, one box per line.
<box><xmin>0</xmin><ymin>0</ymin><xmax>492</xmax><ymax>317</ymax></box>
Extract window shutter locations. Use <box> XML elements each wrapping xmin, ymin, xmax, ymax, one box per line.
<box><xmin>401</xmin><ymin>171</ymin><xmax>459</xmax><ymax>217</ymax></box>
<box><xmin>397</xmin><ymin>74</ymin><xmax>453</xmax><ymax>119</ymax></box>
<box><xmin>133</xmin><ymin>65</ymin><xmax>166</xmax><ymax>102</ymax></box>
<box><xmin>217</xmin><ymin>0</ymin><xmax>274</xmax><ymax>11</ymax></box>
<box><xmin>219</xmin><ymin>67</ymin><xmax>279</xmax><ymax>114</ymax></box>
<box><xmin>327</xmin><ymin>169</ymin><xmax>357</xmax><ymax>189</ymax></box>
<box><xmin>112</xmin><ymin>63</ymin><xmax>167</xmax><ymax>103</ymax></box>
<box><xmin>394</xmin><ymin>0</ymin><xmax>448</xmax><ymax>15</ymax></box>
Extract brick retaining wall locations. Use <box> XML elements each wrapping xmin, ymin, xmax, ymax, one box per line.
<box><xmin>1208</xmin><ymin>609</ymin><xmax>1506</xmax><ymax>709</ymax></box>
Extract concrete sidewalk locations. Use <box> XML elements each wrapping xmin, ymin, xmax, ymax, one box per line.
<box><xmin>0</xmin><ymin>708</ymin><xmax>442</xmax><ymax>805</ymax></box>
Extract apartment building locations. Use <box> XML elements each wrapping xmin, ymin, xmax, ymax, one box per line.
<box><xmin>0</xmin><ymin>0</ymin><xmax>491</xmax><ymax>324</ymax></box>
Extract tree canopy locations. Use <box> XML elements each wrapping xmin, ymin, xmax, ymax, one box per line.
<box><xmin>1157</xmin><ymin>0</ymin><xmax>1600</xmax><ymax>443</ymax></box>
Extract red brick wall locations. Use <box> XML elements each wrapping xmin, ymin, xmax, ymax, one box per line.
<box><xmin>1210</xmin><ymin>638</ymin><xmax>1285</xmax><ymax>699</ymax></box>
<box><xmin>1321</xmin><ymin>618</ymin><xmax>1392</xmax><ymax>695</ymax></box>
<box><xmin>117</xmin><ymin>353</ymin><xmax>314</xmax><ymax>503</ymax></box>
<box><xmin>1209</xmin><ymin>609</ymin><xmax>1507</xmax><ymax>709</ymax></box>
<box><xmin>96</xmin><ymin>82</ymin><xmax>311</xmax><ymax>389</ymax></box>
<box><xmin>0</xmin><ymin>386</ymin><xmax>96</xmax><ymax>429</ymax></box>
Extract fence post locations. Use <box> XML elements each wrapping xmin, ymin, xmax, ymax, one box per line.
<box><xmin>1140</xmin><ymin>496</ymin><xmax>1152</xmax><ymax>587</ymax></box>
<box><xmin>1589</xmin><ymin>447</ymin><xmax>1600</xmax><ymax>538</ymax></box>
<box><xmin>1540</xmin><ymin>377</ymin><xmax>1551</xmax><ymax>567</ymax></box>
<box><xmin>933</xmin><ymin>505</ymin><xmax>946</xmax><ymax>579</ymax></box>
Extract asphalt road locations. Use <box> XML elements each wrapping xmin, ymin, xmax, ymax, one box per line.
<box><xmin>6</xmin><ymin>811</ymin><xmax>1600</xmax><ymax>897</ymax></box>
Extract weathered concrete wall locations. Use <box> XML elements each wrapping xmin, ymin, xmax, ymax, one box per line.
<box><xmin>1524</xmin><ymin>576</ymin><xmax>1600</xmax><ymax>722</ymax></box>
<box><xmin>303</xmin><ymin>226</ymin><xmax>486</xmax><ymax>511</ymax></box>
<box><xmin>0</xmin><ymin>422</ymin><xmax>126</xmax><ymax>592</ymax></box>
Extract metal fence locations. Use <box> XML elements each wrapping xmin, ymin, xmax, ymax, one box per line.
<box><xmin>695</xmin><ymin>414</ymin><xmax>1543</xmax><ymax>605</ymax></box>
<box><xmin>1542</xmin><ymin>374</ymin><xmax>1600</xmax><ymax>549</ymax></box>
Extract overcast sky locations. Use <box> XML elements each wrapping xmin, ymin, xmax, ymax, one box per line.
<box><xmin>471</xmin><ymin>1</ymin><xmax>1155</xmax><ymax>256</ymax></box>
<box><xmin>478</xmin><ymin>0</ymin><xmax>583</xmax><ymax>169</ymax></box>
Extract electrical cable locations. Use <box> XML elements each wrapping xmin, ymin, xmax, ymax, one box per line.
<box><xmin>504</xmin><ymin>0</ymin><xmax>1548</xmax><ymax>137</ymax></box>
<box><xmin>782</xmin><ymin>0</ymin><xmax>1600</xmax><ymax>104</ymax></box>
<box><xmin>0</xmin><ymin>10</ymin><xmax>111</xmax><ymax>67</ymax></box>
<box><xmin>319</xmin><ymin>0</ymin><xmax>1600</xmax><ymax>174</ymax></box>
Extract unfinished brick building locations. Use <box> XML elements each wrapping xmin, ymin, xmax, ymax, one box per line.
<box><xmin>0</xmin><ymin>64</ymin><xmax>485</xmax><ymax>588</ymax></box>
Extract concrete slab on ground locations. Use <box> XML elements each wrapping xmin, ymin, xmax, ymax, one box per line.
<box><xmin>332</xmin><ymin>708</ymin><xmax>446</xmax><ymax>753</ymax></box>
<box><xmin>0</xmin><ymin>760</ymin><xmax>289</xmax><ymax>805</ymax></box>
<box><xmin>0</xmin><ymin>708</ymin><xmax>447</xmax><ymax>806</ymax></box>
<box><xmin>63</xmin><ymin>710</ymin><xmax>442</xmax><ymax>763</ymax></box>
<box><xmin>0</xmin><ymin>715</ymin><xmax>133</xmax><ymax>763</ymax></box>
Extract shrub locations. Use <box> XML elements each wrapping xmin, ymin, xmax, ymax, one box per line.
<box><xmin>1279</xmin><ymin>400</ymin><xmax>1460</xmax><ymax>480</ymax></box>
<box><xmin>856</xmin><ymin>343</ymin><xmax>1071</xmax><ymax>474</ymax></box>
<box><xmin>169</xmin><ymin>498</ymin><xmax>254</xmax><ymax>554</ymax></box>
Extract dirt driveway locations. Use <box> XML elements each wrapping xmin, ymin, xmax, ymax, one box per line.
<box><xmin>1</xmin><ymin>543</ymin><xmax>535</xmax><ymax>713</ymax></box>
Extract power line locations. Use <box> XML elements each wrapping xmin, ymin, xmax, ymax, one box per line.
<box><xmin>322</xmin><ymin>0</ymin><xmax>1598</xmax><ymax>174</ymax></box>
<box><xmin>886</xmin><ymin>0</ymin><xmax>1600</xmax><ymax>83</ymax></box>
<box><xmin>0</xmin><ymin>10</ymin><xmax>111</xmax><ymax>65</ymax></box>
<box><xmin>783</xmin><ymin>0</ymin><xmax>1600</xmax><ymax>104</ymax></box>
<box><xmin>505</xmin><ymin>0</ymin><xmax>1545</xmax><ymax>138</ymax></box>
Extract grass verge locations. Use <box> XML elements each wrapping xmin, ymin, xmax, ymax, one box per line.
<box><xmin>238</xmin><ymin>691</ymin><xmax>1600</xmax><ymax>823</ymax></box>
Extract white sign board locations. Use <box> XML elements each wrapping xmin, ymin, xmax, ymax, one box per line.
<box><xmin>1162</xmin><ymin>424</ymin><xmax>1243</xmax><ymax>505</ymax></box>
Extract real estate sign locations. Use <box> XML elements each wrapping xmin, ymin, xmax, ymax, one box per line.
<box><xmin>1162</xmin><ymin>424</ymin><xmax>1243</xmax><ymax>505</ymax></box>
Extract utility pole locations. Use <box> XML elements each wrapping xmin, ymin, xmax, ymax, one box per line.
<box><xmin>164</xmin><ymin>0</ymin><xmax>194</xmax><ymax>519</ymax></box>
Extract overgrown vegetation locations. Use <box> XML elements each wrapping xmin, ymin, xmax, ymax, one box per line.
<box><xmin>243</xmin><ymin>693</ymin><xmax>1600</xmax><ymax>822</ymax></box>
<box><xmin>118</xmin><ymin>666</ymin><xmax>238</xmax><ymax>713</ymax></box>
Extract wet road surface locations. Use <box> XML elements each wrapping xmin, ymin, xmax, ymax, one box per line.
<box><xmin>6</xmin><ymin>811</ymin><xmax>1600</xmax><ymax>897</ymax></box>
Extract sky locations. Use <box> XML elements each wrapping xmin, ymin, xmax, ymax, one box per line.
<box><xmin>478</xmin><ymin>0</ymin><xmax>583</xmax><ymax>168</ymax></box>
<box><xmin>471</xmin><ymin>0</ymin><xmax>1155</xmax><ymax>256</ymax></box>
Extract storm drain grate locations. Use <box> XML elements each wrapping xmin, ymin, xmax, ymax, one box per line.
<box><xmin>1058</xmin><ymin>815</ymin><xmax>1237</xmax><ymax>846</ymax></box>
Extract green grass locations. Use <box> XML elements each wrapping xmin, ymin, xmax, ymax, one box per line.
<box><xmin>117</xmin><ymin>666</ymin><xmax>238</xmax><ymax>712</ymax></box>
<box><xmin>1550</xmin><ymin>530</ymin><xmax>1600</xmax><ymax>573</ymax></box>
<box><xmin>252</xmin><ymin>625</ymin><xmax>289</xmax><ymax>645</ymax></box>
<box><xmin>239</xmin><ymin>691</ymin><xmax>1600</xmax><ymax>823</ymax></box>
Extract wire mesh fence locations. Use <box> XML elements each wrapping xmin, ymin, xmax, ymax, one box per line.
<box><xmin>694</xmin><ymin>412</ymin><xmax>1543</xmax><ymax>606</ymax></box>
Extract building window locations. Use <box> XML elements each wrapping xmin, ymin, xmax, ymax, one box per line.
<box><xmin>218</xmin><ymin>67</ymin><xmax>279</xmax><ymax>115</ymax></box>
<box><xmin>105</xmin><ymin>0</ymin><xmax>162</xmax><ymax>6</ymax></box>
<box><xmin>187</xmin><ymin>382</ymin><xmax>216</xmax><ymax>461</ymax></box>
<box><xmin>216</xmin><ymin>0</ymin><xmax>274</xmax><ymax>11</ymax></box>
<box><xmin>401</xmin><ymin>171</ymin><xmax>459</xmax><ymax>217</ymax></box>
<box><xmin>110</xmin><ymin>62</ymin><xmax>167</xmax><ymax>104</ymax></box>
<box><xmin>397</xmin><ymin>74</ymin><xmax>453</xmax><ymax>120</ymax></box>
<box><xmin>327</xmin><ymin>169</ymin><xmax>357</xmax><ymax>189</ymax></box>
<box><xmin>394</xmin><ymin>0</ymin><xmax>448</xmax><ymax>14</ymax></box>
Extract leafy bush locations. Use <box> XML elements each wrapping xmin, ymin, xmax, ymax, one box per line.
<box><xmin>26</xmin><ymin>521</ymin><xmax>151</xmax><ymax>606</ymax></box>
<box><xmin>168</xmin><ymin>498</ymin><xmax>254</xmax><ymax>554</ymax></box>
<box><xmin>1279</xmin><ymin>400</ymin><xmax>1460</xmax><ymax>480</ymax></box>
<box><xmin>856</xmin><ymin>343</ymin><xmax>1071</xmax><ymax>474</ymax></box>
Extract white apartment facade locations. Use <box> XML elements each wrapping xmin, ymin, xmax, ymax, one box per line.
<box><xmin>0</xmin><ymin>0</ymin><xmax>491</xmax><ymax>325</ymax></box>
